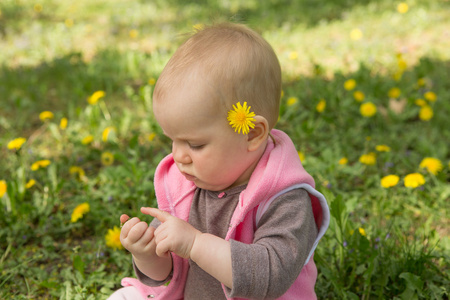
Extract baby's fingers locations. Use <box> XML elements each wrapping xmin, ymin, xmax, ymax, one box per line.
<box><xmin>120</xmin><ymin>214</ymin><xmax>130</xmax><ymax>224</ymax></box>
<box><xmin>120</xmin><ymin>217</ymin><xmax>141</xmax><ymax>240</ymax></box>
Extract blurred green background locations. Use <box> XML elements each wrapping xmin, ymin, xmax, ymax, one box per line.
<box><xmin>1</xmin><ymin>0</ymin><xmax>449</xmax><ymax>299</ymax></box>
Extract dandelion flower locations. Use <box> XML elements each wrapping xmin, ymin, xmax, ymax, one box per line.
<box><xmin>388</xmin><ymin>87</ymin><xmax>401</xmax><ymax>99</ymax></box>
<box><xmin>287</xmin><ymin>97</ymin><xmax>298</xmax><ymax>106</ymax></box>
<box><xmin>358</xmin><ymin>227</ymin><xmax>366</xmax><ymax>236</ymax></box>
<box><xmin>338</xmin><ymin>157</ymin><xmax>348</xmax><ymax>165</ymax></box>
<box><xmin>316</xmin><ymin>99</ymin><xmax>326</xmax><ymax>113</ymax></box>
<box><xmin>25</xmin><ymin>179</ymin><xmax>36</xmax><ymax>189</ymax></box>
<box><xmin>39</xmin><ymin>111</ymin><xmax>54</xmax><ymax>122</ymax></box>
<box><xmin>424</xmin><ymin>91</ymin><xmax>437</xmax><ymax>102</ymax></box>
<box><xmin>397</xmin><ymin>2</ymin><xmax>409</xmax><ymax>14</ymax></box>
<box><xmin>350</xmin><ymin>28</ymin><xmax>363</xmax><ymax>40</ymax></box>
<box><xmin>376</xmin><ymin>145</ymin><xmax>391</xmax><ymax>152</ymax></box>
<box><xmin>105</xmin><ymin>226</ymin><xmax>123</xmax><ymax>250</ymax></box>
<box><xmin>419</xmin><ymin>105</ymin><xmax>433</xmax><ymax>121</ymax></box>
<box><xmin>65</xmin><ymin>18</ymin><xmax>74</xmax><ymax>28</ymax></box>
<box><xmin>419</xmin><ymin>157</ymin><xmax>443</xmax><ymax>175</ymax></box>
<box><xmin>87</xmin><ymin>90</ymin><xmax>105</xmax><ymax>105</ymax></box>
<box><xmin>81</xmin><ymin>135</ymin><xmax>94</xmax><ymax>145</ymax></box>
<box><xmin>7</xmin><ymin>137</ymin><xmax>26</xmax><ymax>150</ymax></box>
<box><xmin>60</xmin><ymin>117</ymin><xmax>68</xmax><ymax>130</ymax></box>
<box><xmin>148</xmin><ymin>78</ymin><xmax>156</xmax><ymax>85</ymax></box>
<box><xmin>34</xmin><ymin>3</ymin><xmax>43</xmax><ymax>12</ymax></box>
<box><xmin>71</xmin><ymin>202</ymin><xmax>90</xmax><ymax>223</ymax></box>
<box><xmin>353</xmin><ymin>91</ymin><xmax>365</xmax><ymax>102</ymax></box>
<box><xmin>227</xmin><ymin>102</ymin><xmax>256</xmax><ymax>135</ymax></box>
<box><xmin>417</xmin><ymin>78</ymin><xmax>426</xmax><ymax>87</ymax></box>
<box><xmin>193</xmin><ymin>23</ymin><xmax>204</xmax><ymax>31</ymax></box>
<box><xmin>0</xmin><ymin>180</ymin><xmax>7</xmax><ymax>198</ymax></box>
<box><xmin>360</xmin><ymin>102</ymin><xmax>377</xmax><ymax>117</ymax></box>
<box><xmin>298</xmin><ymin>151</ymin><xmax>305</xmax><ymax>162</ymax></box>
<box><xmin>101</xmin><ymin>152</ymin><xmax>114</xmax><ymax>166</ymax></box>
<box><xmin>31</xmin><ymin>160</ymin><xmax>51</xmax><ymax>171</ymax></box>
<box><xmin>404</xmin><ymin>173</ymin><xmax>425</xmax><ymax>188</ymax></box>
<box><xmin>344</xmin><ymin>79</ymin><xmax>356</xmax><ymax>91</ymax></box>
<box><xmin>381</xmin><ymin>175</ymin><xmax>400</xmax><ymax>188</ymax></box>
<box><xmin>359</xmin><ymin>153</ymin><xmax>376</xmax><ymax>165</ymax></box>
<box><xmin>415</xmin><ymin>99</ymin><xmax>426</xmax><ymax>107</ymax></box>
<box><xmin>70</xmin><ymin>166</ymin><xmax>86</xmax><ymax>180</ymax></box>
<box><xmin>148</xmin><ymin>133</ymin><xmax>156</xmax><ymax>142</ymax></box>
<box><xmin>289</xmin><ymin>51</ymin><xmax>298</xmax><ymax>60</ymax></box>
<box><xmin>129</xmin><ymin>29</ymin><xmax>138</xmax><ymax>38</ymax></box>
<box><xmin>102</xmin><ymin>127</ymin><xmax>115</xmax><ymax>142</ymax></box>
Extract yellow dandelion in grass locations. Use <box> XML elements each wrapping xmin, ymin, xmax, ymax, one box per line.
<box><xmin>65</xmin><ymin>19</ymin><xmax>74</xmax><ymax>28</ymax></box>
<box><xmin>419</xmin><ymin>157</ymin><xmax>443</xmax><ymax>175</ymax></box>
<box><xmin>404</xmin><ymin>173</ymin><xmax>425</xmax><ymax>188</ymax></box>
<box><xmin>298</xmin><ymin>151</ymin><xmax>305</xmax><ymax>162</ymax></box>
<box><xmin>350</xmin><ymin>28</ymin><xmax>363</xmax><ymax>40</ymax></box>
<box><xmin>397</xmin><ymin>58</ymin><xmax>407</xmax><ymax>71</ymax></box>
<box><xmin>0</xmin><ymin>180</ymin><xmax>7</xmax><ymax>198</ymax></box>
<box><xmin>105</xmin><ymin>226</ymin><xmax>123</xmax><ymax>250</ymax></box>
<box><xmin>381</xmin><ymin>175</ymin><xmax>400</xmax><ymax>188</ymax></box>
<box><xmin>102</xmin><ymin>127</ymin><xmax>115</xmax><ymax>142</ymax></box>
<box><xmin>388</xmin><ymin>87</ymin><xmax>401</xmax><ymax>99</ymax></box>
<box><xmin>289</xmin><ymin>51</ymin><xmax>298</xmax><ymax>60</ymax></box>
<box><xmin>415</xmin><ymin>99</ymin><xmax>427</xmax><ymax>107</ymax></box>
<box><xmin>376</xmin><ymin>145</ymin><xmax>391</xmax><ymax>152</ymax></box>
<box><xmin>31</xmin><ymin>160</ymin><xmax>51</xmax><ymax>171</ymax></box>
<box><xmin>338</xmin><ymin>157</ymin><xmax>348</xmax><ymax>165</ymax></box>
<box><xmin>344</xmin><ymin>79</ymin><xmax>356</xmax><ymax>91</ymax></box>
<box><xmin>148</xmin><ymin>78</ymin><xmax>156</xmax><ymax>85</ymax></box>
<box><xmin>129</xmin><ymin>29</ymin><xmax>139</xmax><ymax>38</ymax></box>
<box><xmin>34</xmin><ymin>4</ymin><xmax>43</xmax><ymax>12</ymax></box>
<box><xmin>353</xmin><ymin>91</ymin><xmax>365</xmax><ymax>102</ymax></box>
<box><xmin>60</xmin><ymin>117</ymin><xmax>68</xmax><ymax>130</ymax></box>
<box><xmin>39</xmin><ymin>111</ymin><xmax>54</xmax><ymax>122</ymax></box>
<box><xmin>316</xmin><ymin>99</ymin><xmax>326</xmax><ymax>113</ymax></box>
<box><xmin>287</xmin><ymin>97</ymin><xmax>298</xmax><ymax>106</ymax></box>
<box><xmin>101</xmin><ymin>152</ymin><xmax>114</xmax><ymax>166</ymax></box>
<box><xmin>87</xmin><ymin>90</ymin><xmax>105</xmax><ymax>105</ymax></box>
<box><xmin>359</xmin><ymin>152</ymin><xmax>376</xmax><ymax>165</ymax></box>
<box><xmin>7</xmin><ymin>137</ymin><xmax>26</xmax><ymax>150</ymax></box>
<box><xmin>419</xmin><ymin>105</ymin><xmax>433</xmax><ymax>121</ymax></box>
<box><xmin>227</xmin><ymin>102</ymin><xmax>256</xmax><ymax>135</ymax></box>
<box><xmin>25</xmin><ymin>179</ymin><xmax>36</xmax><ymax>189</ymax></box>
<box><xmin>417</xmin><ymin>78</ymin><xmax>426</xmax><ymax>87</ymax></box>
<box><xmin>70</xmin><ymin>166</ymin><xmax>86</xmax><ymax>180</ymax></box>
<box><xmin>358</xmin><ymin>227</ymin><xmax>366</xmax><ymax>236</ymax></box>
<box><xmin>148</xmin><ymin>133</ymin><xmax>156</xmax><ymax>142</ymax></box>
<box><xmin>81</xmin><ymin>135</ymin><xmax>94</xmax><ymax>145</ymax></box>
<box><xmin>360</xmin><ymin>102</ymin><xmax>377</xmax><ymax>117</ymax></box>
<box><xmin>71</xmin><ymin>202</ymin><xmax>90</xmax><ymax>223</ymax></box>
<box><xmin>397</xmin><ymin>2</ymin><xmax>409</xmax><ymax>14</ymax></box>
<box><xmin>424</xmin><ymin>91</ymin><xmax>437</xmax><ymax>102</ymax></box>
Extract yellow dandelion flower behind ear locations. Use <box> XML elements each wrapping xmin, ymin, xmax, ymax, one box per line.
<box><xmin>105</xmin><ymin>226</ymin><xmax>123</xmax><ymax>250</ymax></box>
<box><xmin>227</xmin><ymin>102</ymin><xmax>256</xmax><ymax>135</ymax></box>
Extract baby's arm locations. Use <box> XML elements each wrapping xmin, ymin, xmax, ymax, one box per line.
<box><xmin>141</xmin><ymin>207</ymin><xmax>233</xmax><ymax>288</ymax></box>
<box><xmin>119</xmin><ymin>212</ymin><xmax>172</xmax><ymax>281</ymax></box>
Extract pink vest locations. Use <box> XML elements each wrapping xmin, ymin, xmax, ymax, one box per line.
<box><xmin>121</xmin><ymin>129</ymin><xmax>330</xmax><ymax>299</ymax></box>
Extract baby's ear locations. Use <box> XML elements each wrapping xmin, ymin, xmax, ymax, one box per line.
<box><xmin>247</xmin><ymin>116</ymin><xmax>269</xmax><ymax>152</ymax></box>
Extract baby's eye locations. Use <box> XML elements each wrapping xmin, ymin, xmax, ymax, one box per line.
<box><xmin>189</xmin><ymin>143</ymin><xmax>205</xmax><ymax>150</ymax></box>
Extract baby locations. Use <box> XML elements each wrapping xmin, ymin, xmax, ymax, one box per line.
<box><xmin>109</xmin><ymin>23</ymin><xmax>329</xmax><ymax>300</ymax></box>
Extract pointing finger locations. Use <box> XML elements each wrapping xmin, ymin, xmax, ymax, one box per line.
<box><xmin>141</xmin><ymin>207</ymin><xmax>172</xmax><ymax>223</ymax></box>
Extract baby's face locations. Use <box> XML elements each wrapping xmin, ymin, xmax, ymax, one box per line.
<box><xmin>153</xmin><ymin>80</ymin><xmax>257</xmax><ymax>192</ymax></box>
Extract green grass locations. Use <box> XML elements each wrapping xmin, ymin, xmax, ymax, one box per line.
<box><xmin>1</xmin><ymin>0</ymin><xmax>449</xmax><ymax>299</ymax></box>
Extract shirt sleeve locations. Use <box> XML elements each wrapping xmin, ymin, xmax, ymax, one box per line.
<box><xmin>227</xmin><ymin>189</ymin><xmax>318</xmax><ymax>299</ymax></box>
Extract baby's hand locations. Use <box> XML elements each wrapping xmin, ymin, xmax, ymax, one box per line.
<box><xmin>141</xmin><ymin>207</ymin><xmax>201</xmax><ymax>259</ymax></box>
<box><xmin>120</xmin><ymin>214</ymin><xmax>157</xmax><ymax>261</ymax></box>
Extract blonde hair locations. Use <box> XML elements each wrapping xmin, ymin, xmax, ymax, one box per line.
<box><xmin>154</xmin><ymin>23</ymin><xmax>282</xmax><ymax>128</ymax></box>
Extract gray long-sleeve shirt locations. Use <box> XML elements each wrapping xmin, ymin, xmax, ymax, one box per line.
<box><xmin>134</xmin><ymin>185</ymin><xmax>317</xmax><ymax>299</ymax></box>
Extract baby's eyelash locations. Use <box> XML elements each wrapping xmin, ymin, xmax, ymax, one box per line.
<box><xmin>189</xmin><ymin>144</ymin><xmax>205</xmax><ymax>150</ymax></box>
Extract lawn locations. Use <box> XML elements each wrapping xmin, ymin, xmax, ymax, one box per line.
<box><xmin>0</xmin><ymin>0</ymin><xmax>449</xmax><ymax>299</ymax></box>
